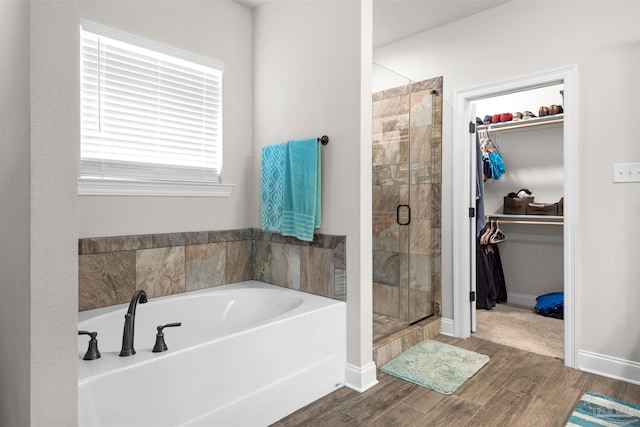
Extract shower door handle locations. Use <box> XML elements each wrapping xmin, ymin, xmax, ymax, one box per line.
<box><xmin>396</xmin><ymin>204</ymin><xmax>411</xmax><ymax>226</ymax></box>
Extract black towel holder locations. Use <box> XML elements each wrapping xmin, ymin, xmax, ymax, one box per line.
<box><xmin>317</xmin><ymin>135</ymin><xmax>329</xmax><ymax>146</ymax></box>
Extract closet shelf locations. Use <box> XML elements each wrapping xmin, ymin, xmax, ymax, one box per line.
<box><xmin>487</xmin><ymin>213</ymin><xmax>563</xmax><ymax>226</ymax></box>
<box><xmin>478</xmin><ymin>114</ymin><xmax>563</xmax><ymax>133</ymax></box>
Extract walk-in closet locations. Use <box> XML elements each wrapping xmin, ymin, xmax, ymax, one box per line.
<box><xmin>472</xmin><ymin>84</ymin><xmax>565</xmax><ymax>359</ymax></box>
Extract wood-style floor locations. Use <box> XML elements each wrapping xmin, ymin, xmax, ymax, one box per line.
<box><xmin>272</xmin><ymin>335</ymin><xmax>640</xmax><ymax>427</ymax></box>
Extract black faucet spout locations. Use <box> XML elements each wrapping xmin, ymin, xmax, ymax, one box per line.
<box><xmin>119</xmin><ymin>290</ymin><xmax>147</xmax><ymax>357</ymax></box>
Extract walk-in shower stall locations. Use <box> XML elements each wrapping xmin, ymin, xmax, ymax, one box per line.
<box><xmin>372</xmin><ymin>64</ymin><xmax>443</xmax><ymax>341</ymax></box>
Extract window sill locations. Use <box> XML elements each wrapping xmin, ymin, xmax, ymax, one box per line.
<box><xmin>78</xmin><ymin>178</ymin><xmax>235</xmax><ymax>197</ymax></box>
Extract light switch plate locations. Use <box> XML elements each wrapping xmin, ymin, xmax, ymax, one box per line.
<box><xmin>613</xmin><ymin>162</ymin><xmax>640</xmax><ymax>183</ymax></box>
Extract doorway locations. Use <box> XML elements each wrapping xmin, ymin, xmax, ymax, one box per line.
<box><xmin>472</xmin><ymin>85</ymin><xmax>565</xmax><ymax>359</ymax></box>
<box><xmin>452</xmin><ymin>66</ymin><xmax>577</xmax><ymax>367</ymax></box>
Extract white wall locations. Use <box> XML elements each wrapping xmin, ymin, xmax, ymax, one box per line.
<box><xmin>253</xmin><ymin>1</ymin><xmax>376</xmax><ymax>390</ymax></box>
<box><xmin>77</xmin><ymin>0</ymin><xmax>254</xmax><ymax>238</ymax></box>
<box><xmin>30</xmin><ymin>0</ymin><xmax>80</xmax><ymax>424</ymax></box>
<box><xmin>374</xmin><ymin>0</ymin><xmax>640</xmax><ymax>364</ymax></box>
<box><xmin>1</xmin><ymin>2</ymin><xmax>80</xmax><ymax>425</ymax></box>
<box><xmin>0</xmin><ymin>1</ymin><xmax>31</xmax><ymax>425</ymax></box>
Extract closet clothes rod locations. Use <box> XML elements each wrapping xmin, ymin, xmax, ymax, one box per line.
<box><xmin>490</xmin><ymin>219</ymin><xmax>564</xmax><ymax>226</ymax></box>
<box><xmin>485</xmin><ymin>118</ymin><xmax>563</xmax><ymax>133</ymax></box>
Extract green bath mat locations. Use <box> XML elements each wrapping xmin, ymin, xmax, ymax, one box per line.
<box><xmin>380</xmin><ymin>340</ymin><xmax>489</xmax><ymax>394</ymax></box>
<box><xmin>566</xmin><ymin>391</ymin><xmax>640</xmax><ymax>426</ymax></box>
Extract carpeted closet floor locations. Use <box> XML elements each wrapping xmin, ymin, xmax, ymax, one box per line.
<box><xmin>474</xmin><ymin>303</ymin><xmax>564</xmax><ymax>359</ymax></box>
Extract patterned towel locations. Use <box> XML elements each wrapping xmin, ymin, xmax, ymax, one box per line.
<box><xmin>261</xmin><ymin>142</ymin><xmax>286</xmax><ymax>232</ymax></box>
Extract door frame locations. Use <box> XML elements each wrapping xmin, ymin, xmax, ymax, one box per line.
<box><xmin>452</xmin><ymin>65</ymin><xmax>578</xmax><ymax>368</ymax></box>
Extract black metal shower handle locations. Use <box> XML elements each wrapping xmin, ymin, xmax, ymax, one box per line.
<box><xmin>396</xmin><ymin>204</ymin><xmax>411</xmax><ymax>226</ymax></box>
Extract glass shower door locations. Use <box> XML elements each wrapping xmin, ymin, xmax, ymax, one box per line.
<box><xmin>372</xmin><ymin>64</ymin><xmax>440</xmax><ymax>341</ymax></box>
<box><xmin>372</xmin><ymin>64</ymin><xmax>411</xmax><ymax>339</ymax></box>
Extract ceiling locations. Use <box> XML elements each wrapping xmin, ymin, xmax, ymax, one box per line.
<box><xmin>233</xmin><ymin>0</ymin><xmax>511</xmax><ymax>48</ymax></box>
<box><xmin>372</xmin><ymin>0</ymin><xmax>511</xmax><ymax>48</ymax></box>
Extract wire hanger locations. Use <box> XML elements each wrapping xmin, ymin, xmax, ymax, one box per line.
<box><xmin>479</xmin><ymin>129</ymin><xmax>497</xmax><ymax>151</ymax></box>
<box><xmin>489</xmin><ymin>220</ymin><xmax>506</xmax><ymax>243</ymax></box>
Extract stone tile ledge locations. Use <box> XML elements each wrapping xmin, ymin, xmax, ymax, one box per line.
<box><xmin>79</xmin><ymin>228</ymin><xmax>345</xmax><ymax>255</ymax></box>
<box><xmin>79</xmin><ymin>229</ymin><xmax>252</xmax><ymax>255</ymax></box>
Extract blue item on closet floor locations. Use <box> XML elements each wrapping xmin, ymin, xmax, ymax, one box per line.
<box><xmin>535</xmin><ymin>292</ymin><xmax>564</xmax><ymax>319</ymax></box>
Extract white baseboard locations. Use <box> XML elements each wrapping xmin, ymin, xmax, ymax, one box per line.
<box><xmin>507</xmin><ymin>292</ymin><xmax>537</xmax><ymax>308</ymax></box>
<box><xmin>578</xmin><ymin>350</ymin><xmax>640</xmax><ymax>386</ymax></box>
<box><xmin>344</xmin><ymin>362</ymin><xmax>378</xmax><ymax>392</ymax></box>
<box><xmin>440</xmin><ymin>317</ymin><xmax>454</xmax><ymax>337</ymax></box>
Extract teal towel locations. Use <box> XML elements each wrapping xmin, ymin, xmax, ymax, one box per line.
<box><xmin>261</xmin><ymin>142</ymin><xmax>286</xmax><ymax>232</ymax></box>
<box><xmin>281</xmin><ymin>138</ymin><xmax>321</xmax><ymax>241</ymax></box>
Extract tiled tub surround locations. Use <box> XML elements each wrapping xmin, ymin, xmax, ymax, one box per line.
<box><xmin>253</xmin><ymin>230</ymin><xmax>347</xmax><ymax>301</ymax></box>
<box><xmin>78</xmin><ymin>229</ymin><xmax>346</xmax><ymax>311</ymax></box>
<box><xmin>372</xmin><ymin>76</ymin><xmax>443</xmax><ymax>325</ymax></box>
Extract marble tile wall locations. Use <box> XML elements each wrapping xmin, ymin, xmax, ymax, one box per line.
<box><xmin>372</xmin><ymin>76</ymin><xmax>443</xmax><ymax>322</ymax></box>
<box><xmin>78</xmin><ymin>229</ymin><xmax>346</xmax><ymax>311</ymax></box>
<box><xmin>252</xmin><ymin>230</ymin><xmax>346</xmax><ymax>300</ymax></box>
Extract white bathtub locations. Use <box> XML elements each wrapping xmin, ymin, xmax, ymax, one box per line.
<box><xmin>78</xmin><ymin>281</ymin><xmax>346</xmax><ymax>427</ymax></box>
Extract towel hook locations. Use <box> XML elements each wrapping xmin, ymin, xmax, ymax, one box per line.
<box><xmin>318</xmin><ymin>135</ymin><xmax>329</xmax><ymax>145</ymax></box>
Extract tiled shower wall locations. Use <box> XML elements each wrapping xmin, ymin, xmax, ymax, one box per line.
<box><xmin>371</xmin><ymin>76</ymin><xmax>443</xmax><ymax>320</ymax></box>
<box><xmin>78</xmin><ymin>229</ymin><xmax>346</xmax><ymax>311</ymax></box>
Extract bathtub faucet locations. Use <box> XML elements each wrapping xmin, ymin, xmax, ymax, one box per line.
<box><xmin>119</xmin><ymin>289</ymin><xmax>148</xmax><ymax>357</ymax></box>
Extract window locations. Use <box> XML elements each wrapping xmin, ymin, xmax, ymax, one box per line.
<box><xmin>79</xmin><ymin>21</ymin><xmax>232</xmax><ymax>196</ymax></box>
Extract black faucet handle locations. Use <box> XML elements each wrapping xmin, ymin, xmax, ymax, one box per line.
<box><xmin>78</xmin><ymin>330</ymin><xmax>101</xmax><ymax>360</ymax></box>
<box><xmin>152</xmin><ymin>322</ymin><xmax>182</xmax><ymax>353</ymax></box>
<box><xmin>157</xmin><ymin>322</ymin><xmax>182</xmax><ymax>332</ymax></box>
<box><xmin>78</xmin><ymin>330</ymin><xmax>97</xmax><ymax>339</ymax></box>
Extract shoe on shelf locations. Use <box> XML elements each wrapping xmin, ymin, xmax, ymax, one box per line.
<box><xmin>549</xmin><ymin>104</ymin><xmax>564</xmax><ymax>115</ymax></box>
<box><xmin>499</xmin><ymin>112</ymin><xmax>513</xmax><ymax>122</ymax></box>
<box><xmin>539</xmin><ymin>106</ymin><xmax>549</xmax><ymax>117</ymax></box>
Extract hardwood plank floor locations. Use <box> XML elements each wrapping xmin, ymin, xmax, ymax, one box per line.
<box><xmin>272</xmin><ymin>336</ymin><xmax>640</xmax><ymax>427</ymax></box>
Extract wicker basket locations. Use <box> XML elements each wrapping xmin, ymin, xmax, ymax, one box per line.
<box><xmin>558</xmin><ymin>197</ymin><xmax>564</xmax><ymax>216</ymax></box>
<box><xmin>503</xmin><ymin>196</ymin><xmax>534</xmax><ymax>215</ymax></box>
<box><xmin>526</xmin><ymin>202</ymin><xmax>558</xmax><ymax>216</ymax></box>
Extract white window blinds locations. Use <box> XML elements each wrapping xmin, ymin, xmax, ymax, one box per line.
<box><xmin>79</xmin><ymin>21</ymin><xmax>228</xmax><ymax>196</ymax></box>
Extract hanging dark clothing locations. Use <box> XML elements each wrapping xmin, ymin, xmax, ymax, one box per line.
<box><xmin>476</xmin><ymin>239</ymin><xmax>497</xmax><ymax>309</ymax></box>
<box><xmin>486</xmin><ymin>243</ymin><xmax>507</xmax><ymax>303</ymax></box>
<box><xmin>476</xmin><ymin>232</ymin><xmax>508</xmax><ymax>309</ymax></box>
